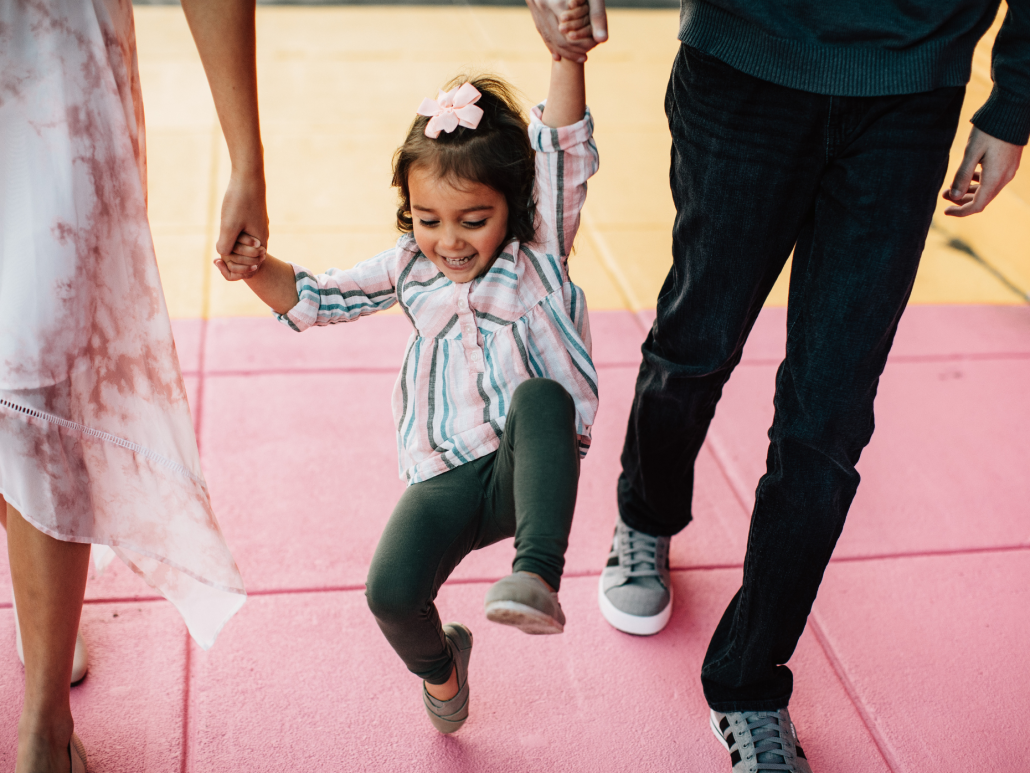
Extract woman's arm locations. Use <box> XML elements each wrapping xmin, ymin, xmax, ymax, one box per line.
<box><xmin>541</xmin><ymin>58</ymin><xmax>586</xmax><ymax>128</ymax></box>
<box><xmin>180</xmin><ymin>0</ymin><xmax>269</xmax><ymax>274</ymax></box>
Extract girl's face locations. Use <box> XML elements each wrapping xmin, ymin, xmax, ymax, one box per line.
<box><xmin>409</xmin><ymin>165</ymin><xmax>510</xmax><ymax>284</ymax></box>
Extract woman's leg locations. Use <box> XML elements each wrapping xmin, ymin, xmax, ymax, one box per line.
<box><xmin>6</xmin><ymin>500</ymin><xmax>90</xmax><ymax>773</ymax></box>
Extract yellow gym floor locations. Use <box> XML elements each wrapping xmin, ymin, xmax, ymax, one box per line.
<box><xmin>135</xmin><ymin>7</ymin><xmax>1030</xmax><ymax>320</ymax></box>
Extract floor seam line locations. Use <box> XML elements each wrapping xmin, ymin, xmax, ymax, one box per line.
<box><xmin>579</xmin><ymin>210</ymin><xmax>648</xmax><ymax>328</ymax></box>
<box><xmin>2</xmin><ymin>545</ymin><xmax>1024</xmax><ymax>608</ymax></box>
<box><xmin>179</xmin><ymin>348</ymin><xmax>1030</xmax><ymax>380</ymax></box>
<box><xmin>809</xmin><ymin>615</ymin><xmax>900</xmax><ymax>773</ymax></box>
<box><xmin>180</xmin><ymin>630</ymin><xmax>192</xmax><ymax>773</ymax></box>
<box><xmin>179</xmin><ymin>362</ymin><xmax>652</xmax><ymax>378</ymax></box>
<box><xmin>702</xmin><ymin>436</ymin><xmax>755</xmax><ymax>518</ymax></box>
<box><xmin>192</xmin><ymin>121</ymin><xmax>220</xmax><ymax>452</ymax></box>
<box><xmin>829</xmin><ymin>543</ymin><xmax>1030</xmax><ymax>563</ymax></box>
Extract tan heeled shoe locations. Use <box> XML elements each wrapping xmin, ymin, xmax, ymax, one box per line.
<box><xmin>69</xmin><ymin>733</ymin><xmax>88</xmax><ymax>773</ymax></box>
<box><xmin>11</xmin><ymin>596</ymin><xmax>89</xmax><ymax>684</ymax></box>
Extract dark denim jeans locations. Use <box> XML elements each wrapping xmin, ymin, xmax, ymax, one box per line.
<box><xmin>617</xmin><ymin>44</ymin><xmax>964</xmax><ymax>712</ymax></box>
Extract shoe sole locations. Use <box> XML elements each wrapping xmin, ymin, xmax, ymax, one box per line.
<box><xmin>597</xmin><ymin>575</ymin><xmax>673</xmax><ymax>636</ymax></box>
<box><xmin>710</xmin><ymin>712</ymin><xmax>730</xmax><ymax>750</ymax></box>
<box><xmin>484</xmin><ymin>601</ymin><xmax>564</xmax><ymax>634</ymax></box>
<box><xmin>426</xmin><ymin>696</ymin><xmax>469</xmax><ymax>734</ymax></box>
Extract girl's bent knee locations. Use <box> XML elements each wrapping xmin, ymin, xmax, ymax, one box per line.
<box><xmin>512</xmin><ymin>378</ymin><xmax>574</xmax><ymax>417</ymax></box>
<box><xmin>365</xmin><ymin>578</ymin><xmax>430</xmax><ymax>624</ymax></box>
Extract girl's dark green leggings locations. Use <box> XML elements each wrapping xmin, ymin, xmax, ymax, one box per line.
<box><xmin>365</xmin><ymin>378</ymin><xmax>581</xmax><ymax>684</ymax></box>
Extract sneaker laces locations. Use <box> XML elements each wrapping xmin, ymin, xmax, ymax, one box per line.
<box><xmin>741</xmin><ymin>712</ymin><xmax>795</xmax><ymax>771</ymax></box>
<box><xmin>617</xmin><ymin>523</ymin><xmax>662</xmax><ymax>579</ymax></box>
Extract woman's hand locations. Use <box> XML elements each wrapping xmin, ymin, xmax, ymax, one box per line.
<box><xmin>215</xmin><ymin>233</ymin><xmax>266</xmax><ymax>282</ymax></box>
<box><xmin>214</xmin><ymin>169</ymin><xmax>269</xmax><ymax>280</ymax></box>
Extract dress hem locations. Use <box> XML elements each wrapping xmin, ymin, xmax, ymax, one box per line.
<box><xmin>0</xmin><ymin>481</ymin><xmax>246</xmax><ymax>598</ymax></box>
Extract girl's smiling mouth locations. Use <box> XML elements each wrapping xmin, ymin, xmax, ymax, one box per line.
<box><xmin>441</xmin><ymin>254</ymin><xmax>475</xmax><ymax>268</ymax></box>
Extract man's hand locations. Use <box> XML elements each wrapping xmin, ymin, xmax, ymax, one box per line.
<box><xmin>214</xmin><ymin>170</ymin><xmax>268</xmax><ymax>280</ymax></box>
<box><xmin>560</xmin><ymin>0</ymin><xmax>605</xmax><ymax>43</ymax></box>
<box><xmin>942</xmin><ymin>126</ymin><xmax>1023</xmax><ymax>217</ymax></box>
<box><xmin>527</xmin><ymin>0</ymin><xmax>607</xmax><ymax>62</ymax></box>
<box><xmin>559</xmin><ymin>0</ymin><xmax>593</xmax><ymax>41</ymax></box>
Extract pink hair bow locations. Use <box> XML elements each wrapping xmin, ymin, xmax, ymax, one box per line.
<box><xmin>417</xmin><ymin>83</ymin><xmax>484</xmax><ymax>139</ymax></box>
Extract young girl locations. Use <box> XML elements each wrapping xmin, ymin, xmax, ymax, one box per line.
<box><xmin>220</xmin><ymin>24</ymin><xmax>598</xmax><ymax>734</ymax></box>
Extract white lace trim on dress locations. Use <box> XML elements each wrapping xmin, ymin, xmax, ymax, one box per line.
<box><xmin>0</xmin><ymin>397</ymin><xmax>204</xmax><ymax>486</ymax></box>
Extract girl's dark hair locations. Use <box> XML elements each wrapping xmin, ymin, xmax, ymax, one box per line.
<box><xmin>392</xmin><ymin>75</ymin><xmax>536</xmax><ymax>246</ymax></box>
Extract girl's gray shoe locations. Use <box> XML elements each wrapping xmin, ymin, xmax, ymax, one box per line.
<box><xmin>484</xmin><ymin>572</ymin><xmax>565</xmax><ymax>634</ymax></box>
<box><xmin>710</xmin><ymin>708</ymin><xmax>813</xmax><ymax>773</ymax></box>
<box><xmin>423</xmin><ymin>623</ymin><xmax>473</xmax><ymax>734</ymax></box>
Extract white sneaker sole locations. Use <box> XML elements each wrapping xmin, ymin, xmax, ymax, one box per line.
<box><xmin>597</xmin><ymin>574</ymin><xmax>673</xmax><ymax>635</ymax></box>
<box><xmin>710</xmin><ymin>711</ymin><xmax>730</xmax><ymax>749</ymax></box>
<box><xmin>484</xmin><ymin>601</ymin><xmax>564</xmax><ymax>634</ymax></box>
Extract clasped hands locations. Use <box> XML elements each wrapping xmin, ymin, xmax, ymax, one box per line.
<box><xmin>214</xmin><ymin>0</ymin><xmax>610</xmax><ymax>282</ymax></box>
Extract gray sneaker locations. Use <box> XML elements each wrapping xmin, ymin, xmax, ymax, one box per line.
<box><xmin>710</xmin><ymin>708</ymin><xmax>813</xmax><ymax>773</ymax></box>
<box><xmin>598</xmin><ymin>514</ymin><xmax>672</xmax><ymax>635</ymax></box>
<box><xmin>423</xmin><ymin>622</ymin><xmax>473</xmax><ymax>734</ymax></box>
<box><xmin>484</xmin><ymin>572</ymin><xmax>565</xmax><ymax>634</ymax></box>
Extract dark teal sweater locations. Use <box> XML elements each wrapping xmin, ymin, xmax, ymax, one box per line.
<box><xmin>679</xmin><ymin>0</ymin><xmax>1030</xmax><ymax>144</ymax></box>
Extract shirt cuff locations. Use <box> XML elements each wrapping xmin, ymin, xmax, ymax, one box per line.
<box><xmin>528</xmin><ymin>103</ymin><xmax>594</xmax><ymax>153</ymax></box>
<box><xmin>273</xmin><ymin>264</ymin><xmax>319</xmax><ymax>332</ymax></box>
<box><xmin>971</xmin><ymin>87</ymin><xmax>1030</xmax><ymax>146</ymax></box>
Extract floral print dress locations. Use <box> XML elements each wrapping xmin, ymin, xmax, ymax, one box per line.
<box><xmin>0</xmin><ymin>0</ymin><xmax>245</xmax><ymax>648</ymax></box>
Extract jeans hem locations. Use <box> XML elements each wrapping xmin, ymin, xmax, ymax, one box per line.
<box><xmin>617</xmin><ymin>506</ymin><xmax>690</xmax><ymax>539</ymax></box>
<box><xmin>705</xmin><ymin>694</ymin><xmax>792</xmax><ymax>713</ymax></box>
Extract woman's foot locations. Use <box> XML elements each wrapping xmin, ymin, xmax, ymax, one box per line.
<box><xmin>70</xmin><ymin>734</ymin><xmax>87</xmax><ymax>773</ymax></box>
<box><xmin>15</xmin><ymin>722</ymin><xmax>79</xmax><ymax>773</ymax></box>
<box><xmin>422</xmin><ymin>623</ymin><xmax>473</xmax><ymax>734</ymax></box>
<box><xmin>484</xmin><ymin>572</ymin><xmax>565</xmax><ymax>634</ymax></box>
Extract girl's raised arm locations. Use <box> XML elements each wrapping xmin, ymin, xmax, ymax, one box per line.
<box><xmin>180</xmin><ymin>0</ymin><xmax>269</xmax><ymax>264</ymax></box>
<box><xmin>541</xmin><ymin>58</ymin><xmax>587</xmax><ymax>129</ymax></box>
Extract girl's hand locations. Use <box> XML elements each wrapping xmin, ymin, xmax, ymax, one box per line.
<box><xmin>214</xmin><ymin>234</ymin><xmax>266</xmax><ymax>281</ymax></box>
<box><xmin>559</xmin><ymin>0</ymin><xmax>592</xmax><ymax>41</ymax></box>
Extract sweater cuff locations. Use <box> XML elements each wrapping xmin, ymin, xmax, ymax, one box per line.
<box><xmin>528</xmin><ymin>104</ymin><xmax>594</xmax><ymax>152</ymax></box>
<box><xmin>273</xmin><ymin>263</ymin><xmax>318</xmax><ymax>332</ymax></box>
<box><xmin>971</xmin><ymin>87</ymin><xmax>1030</xmax><ymax>146</ymax></box>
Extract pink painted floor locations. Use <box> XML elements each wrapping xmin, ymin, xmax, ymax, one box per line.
<box><xmin>2</xmin><ymin>305</ymin><xmax>1028</xmax><ymax>772</ymax></box>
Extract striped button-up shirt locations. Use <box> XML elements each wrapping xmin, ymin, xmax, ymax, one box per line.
<box><xmin>277</xmin><ymin>105</ymin><xmax>599</xmax><ymax>485</ymax></box>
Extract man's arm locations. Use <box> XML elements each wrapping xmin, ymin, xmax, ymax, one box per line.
<box><xmin>943</xmin><ymin>2</ymin><xmax>1029</xmax><ymax>217</ymax></box>
<box><xmin>942</xmin><ymin>128</ymin><xmax>1022</xmax><ymax>216</ymax></box>
<box><xmin>180</xmin><ymin>0</ymin><xmax>269</xmax><ymax>271</ymax></box>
